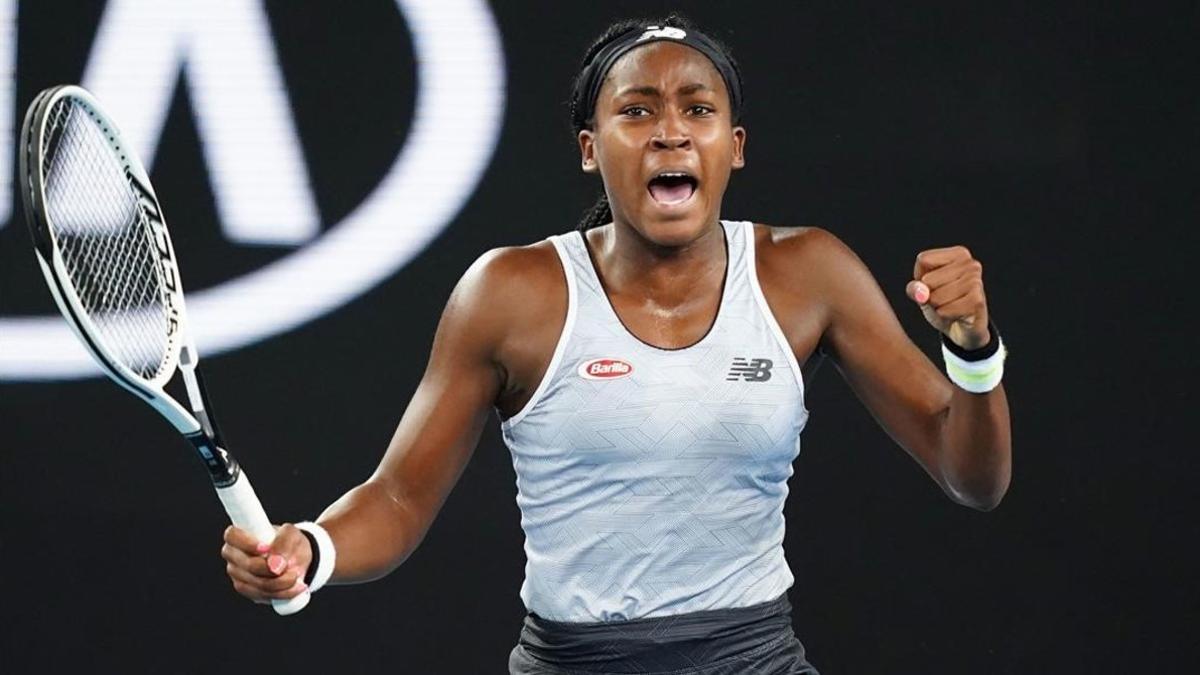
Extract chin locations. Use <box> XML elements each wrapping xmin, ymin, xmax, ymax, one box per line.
<box><xmin>636</xmin><ymin>210</ymin><xmax>715</xmax><ymax>249</ymax></box>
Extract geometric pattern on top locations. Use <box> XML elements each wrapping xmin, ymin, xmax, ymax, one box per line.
<box><xmin>502</xmin><ymin>221</ymin><xmax>809</xmax><ymax>622</ymax></box>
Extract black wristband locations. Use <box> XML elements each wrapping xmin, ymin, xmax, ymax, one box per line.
<box><xmin>941</xmin><ymin>321</ymin><xmax>1002</xmax><ymax>362</ymax></box>
<box><xmin>299</xmin><ymin>528</ymin><xmax>320</xmax><ymax>586</ymax></box>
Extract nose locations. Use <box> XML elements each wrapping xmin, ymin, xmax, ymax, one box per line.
<box><xmin>651</xmin><ymin>134</ymin><xmax>691</xmax><ymax>150</ymax></box>
<box><xmin>651</xmin><ymin>111</ymin><xmax>691</xmax><ymax>151</ymax></box>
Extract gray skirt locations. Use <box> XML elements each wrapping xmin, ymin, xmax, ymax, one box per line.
<box><xmin>508</xmin><ymin>594</ymin><xmax>819</xmax><ymax>674</ymax></box>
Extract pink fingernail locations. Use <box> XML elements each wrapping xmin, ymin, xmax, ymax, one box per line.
<box><xmin>268</xmin><ymin>554</ymin><xmax>285</xmax><ymax>574</ymax></box>
<box><xmin>915</xmin><ymin>284</ymin><xmax>930</xmax><ymax>304</ymax></box>
<box><xmin>255</xmin><ymin>543</ymin><xmax>270</xmax><ymax>554</ymax></box>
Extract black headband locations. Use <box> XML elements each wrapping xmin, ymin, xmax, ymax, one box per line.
<box><xmin>574</xmin><ymin>24</ymin><xmax>743</xmax><ymax>130</ymax></box>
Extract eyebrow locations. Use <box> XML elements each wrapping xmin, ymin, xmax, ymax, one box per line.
<box><xmin>614</xmin><ymin>82</ymin><xmax>715</xmax><ymax>98</ymax></box>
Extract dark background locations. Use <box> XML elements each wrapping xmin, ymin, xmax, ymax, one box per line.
<box><xmin>1</xmin><ymin>1</ymin><xmax>1194</xmax><ymax>673</ymax></box>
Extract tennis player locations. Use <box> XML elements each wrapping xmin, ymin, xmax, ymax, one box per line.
<box><xmin>221</xmin><ymin>15</ymin><xmax>1011</xmax><ymax>674</ymax></box>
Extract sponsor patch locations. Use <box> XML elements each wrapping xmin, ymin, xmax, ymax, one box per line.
<box><xmin>727</xmin><ymin>357</ymin><xmax>773</xmax><ymax>382</ymax></box>
<box><xmin>578</xmin><ymin>358</ymin><xmax>634</xmax><ymax>380</ymax></box>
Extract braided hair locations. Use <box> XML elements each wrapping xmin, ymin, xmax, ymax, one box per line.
<box><xmin>568</xmin><ymin>14</ymin><xmax>743</xmax><ymax>231</ymax></box>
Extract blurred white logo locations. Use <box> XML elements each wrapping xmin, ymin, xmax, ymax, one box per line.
<box><xmin>0</xmin><ymin>0</ymin><xmax>506</xmax><ymax>380</ymax></box>
<box><xmin>638</xmin><ymin>26</ymin><xmax>687</xmax><ymax>42</ymax></box>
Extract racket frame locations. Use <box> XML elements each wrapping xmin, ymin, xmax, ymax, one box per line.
<box><xmin>20</xmin><ymin>85</ymin><xmax>238</xmax><ymax>479</ymax></box>
<box><xmin>19</xmin><ymin>85</ymin><xmax>310</xmax><ymax>614</ymax></box>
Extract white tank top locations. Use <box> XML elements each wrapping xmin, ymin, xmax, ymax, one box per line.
<box><xmin>501</xmin><ymin>220</ymin><xmax>809</xmax><ymax>622</ymax></box>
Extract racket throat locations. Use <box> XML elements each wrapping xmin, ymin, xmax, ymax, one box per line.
<box><xmin>180</xmin><ymin>345</ymin><xmax>222</xmax><ymax>442</ymax></box>
<box><xmin>179</xmin><ymin>347</ymin><xmax>237</xmax><ymax>486</ymax></box>
<box><xmin>185</xmin><ymin>431</ymin><xmax>241</xmax><ymax>488</ymax></box>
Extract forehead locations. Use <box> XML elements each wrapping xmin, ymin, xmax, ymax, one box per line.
<box><xmin>601</xmin><ymin>41</ymin><xmax>727</xmax><ymax>97</ymax></box>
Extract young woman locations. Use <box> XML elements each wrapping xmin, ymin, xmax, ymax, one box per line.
<box><xmin>221</xmin><ymin>15</ymin><xmax>1011</xmax><ymax>674</ymax></box>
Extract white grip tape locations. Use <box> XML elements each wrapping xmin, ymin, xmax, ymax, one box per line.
<box><xmin>215</xmin><ymin>472</ymin><xmax>311</xmax><ymax>615</ymax></box>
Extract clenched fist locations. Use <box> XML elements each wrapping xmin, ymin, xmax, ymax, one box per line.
<box><xmin>905</xmin><ymin>246</ymin><xmax>990</xmax><ymax>350</ymax></box>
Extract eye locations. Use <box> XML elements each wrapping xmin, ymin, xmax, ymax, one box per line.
<box><xmin>621</xmin><ymin>105</ymin><xmax>652</xmax><ymax>117</ymax></box>
<box><xmin>687</xmin><ymin>104</ymin><xmax>715</xmax><ymax>116</ymax></box>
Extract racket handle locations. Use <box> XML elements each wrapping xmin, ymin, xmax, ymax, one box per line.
<box><xmin>215</xmin><ymin>471</ymin><xmax>312</xmax><ymax>616</ymax></box>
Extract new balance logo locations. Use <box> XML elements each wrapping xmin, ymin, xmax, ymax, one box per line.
<box><xmin>726</xmin><ymin>357</ymin><xmax>773</xmax><ymax>382</ymax></box>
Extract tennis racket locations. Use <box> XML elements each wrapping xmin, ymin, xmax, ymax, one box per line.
<box><xmin>19</xmin><ymin>84</ymin><xmax>309</xmax><ymax>615</ymax></box>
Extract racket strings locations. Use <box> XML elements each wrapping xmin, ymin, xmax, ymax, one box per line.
<box><xmin>42</xmin><ymin>99</ymin><xmax>173</xmax><ymax>381</ymax></box>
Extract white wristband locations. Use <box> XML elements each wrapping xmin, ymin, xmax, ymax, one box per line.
<box><xmin>942</xmin><ymin>337</ymin><xmax>1006</xmax><ymax>393</ymax></box>
<box><xmin>295</xmin><ymin>521</ymin><xmax>337</xmax><ymax>593</ymax></box>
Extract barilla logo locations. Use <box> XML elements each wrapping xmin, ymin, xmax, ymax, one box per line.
<box><xmin>578</xmin><ymin>358</ymin><xmax>634</xmax><ymax>380</ymax></box>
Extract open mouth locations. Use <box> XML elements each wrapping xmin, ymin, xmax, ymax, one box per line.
<box><xmin>647</xmin><ymin>172</ymin><xmax>698</xmax><ymax>206</ymax></box>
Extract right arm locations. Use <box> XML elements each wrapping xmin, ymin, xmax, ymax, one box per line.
<box><xmin>221</xmin><ymin>245</ymin><xmax>552</xmax><ymax>601</ymax></box>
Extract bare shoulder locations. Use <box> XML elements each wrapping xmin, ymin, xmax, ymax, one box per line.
<box><xmin>754</xmin><ymin>223</ymin><xmax>853</xmax><ymax>255</ymax></box>
<box><xmin>442</xmin><ymin>239</ymin><xmax>566</xmax><ymax>367</ymax></box>
<box><xmin>464</xmin><ymin>239</ymin><xmax>562</xmax><ymax>283</ymax></box>
<box><xmin>455</xmin><ymin>239</ymin><xmax>564</xmax><ymax>310</ymax></box>
<box><xmin>753</xmin><ymin>223</ymin><xmax>865</xmax><ymax>290</ymax></box>
<box><xmin>749</xmin><ymin>223</ymin><xmax>881</xmax><ymax>361</ymax></box>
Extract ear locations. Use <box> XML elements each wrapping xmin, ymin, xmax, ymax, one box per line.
<box><xmin>731</xmin><ymin>126</ymin><xmax>746</xmax><ymax>170</ymax></box>
<box><xmin>578</xmin><ymin>129</ymin><xmax>599</xmax><ymax>173</ymax></box>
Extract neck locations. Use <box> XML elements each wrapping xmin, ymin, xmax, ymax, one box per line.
<box><xmin>594</xmin><ymin>218</ymin><xmax>727</xmax><ymax>302</ymax></box>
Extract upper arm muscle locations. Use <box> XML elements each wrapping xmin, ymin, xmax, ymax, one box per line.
<box><xmin>368</xmin><ymin>246</ymin><xmax>549</xmax><ymax>531</ymax></box>
<box><xmin>818</xmin><ymin>232</ymin><xmax>954</xmax><ymax>480</ymax></box>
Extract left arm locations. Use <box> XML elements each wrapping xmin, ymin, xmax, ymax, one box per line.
<box><xmin>771</xmin><ymin>229</ymin><xmax>1011</xmax><ymax>510</ymax></box>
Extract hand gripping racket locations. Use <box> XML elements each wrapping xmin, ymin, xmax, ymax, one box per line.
<box><xmin>19</xmin><ymin>84</ymin><xmax>309</xmax><ymax>615</ymax></box>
